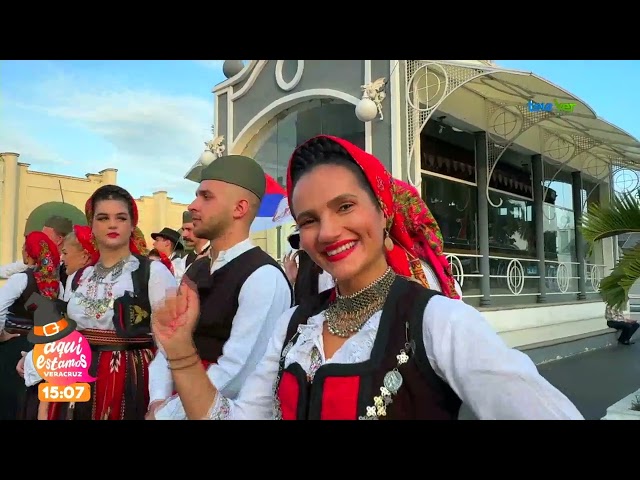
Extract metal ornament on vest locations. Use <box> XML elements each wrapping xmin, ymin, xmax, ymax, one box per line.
<box><xmin>25</xmin><ymin>292</ymin><xmax>77</xmax><ymax>344</ymax></box>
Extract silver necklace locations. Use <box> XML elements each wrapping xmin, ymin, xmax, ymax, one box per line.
<box><xmin>93</xmin><ymin>258</ymin><xmax>127</xmax><ymax>282</ymax></box>
<box><xmin>325</xmin><ymin>268</ymin><xmax>396</xmax><ymax>338</ymax></box>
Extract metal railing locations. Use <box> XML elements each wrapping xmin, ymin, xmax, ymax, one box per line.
<box><xmin>444</xmin><ymin>252</ymin><xmax>605</xmax><ymax>299</ymax></box>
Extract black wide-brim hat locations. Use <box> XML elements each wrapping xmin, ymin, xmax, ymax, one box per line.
<box><xmin>151</xmin><ymin>227</ymin><xmax>184</xmax><ymax>249</ymax></box>
<box><xmin>287</xmin><ymin>227</ymin><xmax>300</xmax><ymax>250</ymax></box>
<box><xmin>25</xmin><ymin>292</ymin><xmax>78</xmax><ymax>344</ymax></box>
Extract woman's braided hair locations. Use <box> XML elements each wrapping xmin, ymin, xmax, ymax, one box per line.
<box><xmin>289</xmin><ymin>136</ymin><xmax>379</xmax><ymax>214</ymax></box>
<box><xmin>89</xmin><ymin>185</ymin><xmax>136</xmax><ymax>220</ymax></box>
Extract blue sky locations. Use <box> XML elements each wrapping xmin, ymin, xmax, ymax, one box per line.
<box><xmin>1</xmin><ymin>60</ymin><xmax>638</xmax><ymax>204</ymax></box>
<box><xmin>1</xmin><ymin>60</ymin><xmax>226</xmax><ymax>204</ymax></box>
<box><xmin>496</xmin><ymin>60</ymin><xmax>639</xmax><ymax>140</ymax></box>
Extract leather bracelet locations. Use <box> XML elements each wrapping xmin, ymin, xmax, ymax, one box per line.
<box><xmin>168</xmin><ymin>357</ymin><xmax>201</xmax><ymax>371</ymax></box>
<box><xmin>166</xmin><ymin>350</ymin><xmax>198</xmax><ymax>362</ymax></box>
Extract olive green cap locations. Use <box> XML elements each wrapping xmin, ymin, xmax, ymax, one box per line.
<box><xmin>24</xmin><ymin>202</ymin><xmax>85</xmax><ymax>236</ymax></box>
<box><xmin>182</xmin><ymin>211</ymin><xmax>193</xmax><ymax>223</ymax></box>
<box><xmin>200</xmin><ymin>155</ymin><xmax>266</xmax><ymax>200</ymax></box>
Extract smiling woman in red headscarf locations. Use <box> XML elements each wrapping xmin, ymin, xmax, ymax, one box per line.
<box><xmin>21</xmin><ymin>185</ymin><xmax>177</xmax><ymax>420</ymax></box>
<box><xmin>149</xmin><ymin>135</ymin><xmax>583</xmax><ymax>421</ymax></box>
<box><xmin>0</xmin><ymin>231</ymin><xmax>62</xmax><ymax>420</ymax></box>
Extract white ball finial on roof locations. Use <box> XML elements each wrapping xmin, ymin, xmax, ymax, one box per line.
<box><xmin>223</xmin><ymin>60</ymin><xmax>244</xmax><ymax>78</ymax></box>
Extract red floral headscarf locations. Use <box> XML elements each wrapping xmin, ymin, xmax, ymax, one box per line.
<box><xmin>132</xmin><ymin>227</ymin><xmax>149</xmax><ymax>256</ymax></box>
<box><xmin>286</xmin><ymin>135</ymin><xmax>459</xmax><ymax>300</ymax></box>
<box><xmin>73</xmin><ymin>225</ymin><xmax>100</xmax><ymax>266</ymax></box>
<box><xmin>24</xmin><ymin>231</ymin><xmax>61</xmax><ymax>300</ymax></box>
<box><xmin>84</xmin><ymin>187</ymin><xmax>148</xmax><ymax>256</ymax></box>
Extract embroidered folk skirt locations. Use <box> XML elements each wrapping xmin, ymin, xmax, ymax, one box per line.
<box><xmin>47</xmin><ymin>329</ymin><xmax>155</xmax><ymax>420</ymax></box>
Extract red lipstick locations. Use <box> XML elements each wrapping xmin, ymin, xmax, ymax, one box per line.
<box><xmin>324</xmin><ymin>239</ymin><xmax>358</xmax><ymax>263</ymax></box>
<box><xmin>107</xmin><ymin>232</ymin><xmax>120</xmax><ymax>238</ymax></box>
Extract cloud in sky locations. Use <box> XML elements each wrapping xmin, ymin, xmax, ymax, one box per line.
<box><xmin>0</xmin><ymin>124</ymin><xmax>71</xmax><ymax>167</ymax></box>
<box><xmin>1</xmin><ymin>60</ymin><xmax>224</xmax><ymax>203</ymax></box>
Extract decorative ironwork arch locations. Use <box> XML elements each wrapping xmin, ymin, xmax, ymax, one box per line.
<box><xmin>539</xmin><ymin>127</ymin><xmax>609</xmax><ymax>218</ymax></box>
<box><xmin>484</xmin><ymin>101</ymin><xmax>567</xmax><ymax>207</ymax></box>
<box><xmin>610</xmin><ymin>164</ymin><xmax>640</xmax><ymax>198</ymax></box>
<box><xmin>403</xmin><ymin>60</ymin><xmax>591</xmax><ymax>195</ymax></box>
<box><xmin>403</xmin><ymin>60</ymin><xmax>640</xmax><ymax>218</ymax></box>
<box><xmin>405</xmin><ymin>61</ymin><xmax>494</xmax><ymax>187</ymax></box>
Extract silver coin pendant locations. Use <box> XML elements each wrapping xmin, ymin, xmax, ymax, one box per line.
<box><xmin>383</xmin><ymin>370</ymin><xmax>403</xmax><ymax>395</ymax></box>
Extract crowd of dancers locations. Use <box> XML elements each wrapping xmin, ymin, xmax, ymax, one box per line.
<box><xmin>0</xmin><ymin>135</ymin><xmax>585</xmax><ymax>420</ymax></box>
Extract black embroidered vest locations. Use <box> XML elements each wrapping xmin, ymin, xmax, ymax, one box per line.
<box><xmin>187</xmin><ymin>247</ymin><xmax>292</xmax><ymax>363</ymax></box>
<box><xmin>4</xmin><ymin>269</ymin><xmax>39</xmax><ymax>333</ymax></box>
<box><xmin>275</xmin><ymin>277</ymin><xmax>462</xmax><ymax>420</ymax></box>
<box><xmin>185</xmin><ymin>244</ymin><xmax>211</xmax><ymax>269</ymax></box>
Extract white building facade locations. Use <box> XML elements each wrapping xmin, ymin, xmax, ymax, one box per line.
<box><xmin>189</xmin><ymin>60</ymin><xmax>640</xmax><ymax>356</ymax></box>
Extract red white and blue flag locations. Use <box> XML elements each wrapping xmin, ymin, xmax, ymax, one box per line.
<box><xmin>250</xmin><ymin>174</ymin><xmax>294</xmax><ymax>233</ymax></box>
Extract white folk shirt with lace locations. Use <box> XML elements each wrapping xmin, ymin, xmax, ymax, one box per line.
<box><xmin>23</xmin><ymin>255</ymin><xmax>177</xmax><ymax>387</ymax></box>
<box><xmin>158</xmin><ymin>293</ymin><xmax>583</xmax><ymax>420</ymax></box>
<box><xmin>0</xmin><ymin>261</ymin><xmax>29</xmax><ymax>279</ymax></box>
<box><xmin>0</xmin><ymin>270</ymin><xmax>64</xmax><ymax>332</ymax></box>
<box><xmin>150</xmin><ymin>238</ymin><xmax>293</xmax><ymax>410</ymax></box>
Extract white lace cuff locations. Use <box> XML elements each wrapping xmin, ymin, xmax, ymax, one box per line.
<box><xmin>154</xmin><ymin>393</ymin><xmax>185</xmax><ymax>420</ymax></box>
<box><xmin>204</xmin><ymin>393</ymin><xmax>231</xmax><ymax>420</ymax></box>
<box><xmin>154</xmin><ymin>392</ymin><xmax>230</xmax><ymax>420</ymax></box>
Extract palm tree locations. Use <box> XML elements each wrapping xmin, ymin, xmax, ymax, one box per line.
<box><xmin>580</xmin><ymin>192</ymin><xmax>640</xmax><ymax>309</ymax></box>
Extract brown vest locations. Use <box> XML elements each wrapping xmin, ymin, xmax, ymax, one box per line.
<box><xmin>275</xmin><ymin>277</ymin><xmax>462</xmax><ymax>420</ymax></box>
<box><xmin>186</xmin><ymin>246</ymin><xmax>292</xmax><ymax>363</ymax></box>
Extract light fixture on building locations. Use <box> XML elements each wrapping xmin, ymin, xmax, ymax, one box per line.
<box><xmin>199</xmin><ymin>135</ymin><xmax>226</xmax><ymax>166</ymax></box>
<box><xmin>198</xmin><ymin>149</ymin><xmax>216</xmax><ymax>167</ymax></box>
<box><xmin>184</xmin><ymin>127</ymin><xmax>226</xmax><ymax>183</ymax></box>
<box><xmin>355</xmin><ymin>96</ymin><xmax>378</xmax><ymax>122</ymax></box>
<box><xmin>355</xmin><ymin>77</ymin><xmax>387</xmax><ymax>122</ymax></box>
<box><xmin>222</xmin><ymin>60</ymin><xmax>244</xmax><ymax>79</ymax></box>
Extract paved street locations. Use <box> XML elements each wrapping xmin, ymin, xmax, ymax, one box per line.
<box><xmin>537</xmin><ymin>340</ymin><xmax>640</xmax><ymax>420</ymax></box>
<box><xmin>459</xmin><ymin>339</ymin><xmax>640</xmax><ymax>420</ymax></box>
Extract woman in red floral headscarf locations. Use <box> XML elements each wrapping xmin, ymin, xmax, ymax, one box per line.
<box><xmin>0</xmin><ymin>231</ymin><xmax>62</xmax><ymax>420</ymax></box>
<box><xmin>22</xmin><ymin>185</ymin><xmax>177</xmax><ymax>420</ymax></box>
<box><xmin>150</xmin><ymin>135</ymin><xmax>582</xmax><ymax>421</ymax></box>
<box><xmin>19</xmin><ymin>225</ymin><xmax>101</xmax><ymax>419</ymax></box>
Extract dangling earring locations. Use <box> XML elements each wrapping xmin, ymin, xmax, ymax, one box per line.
<box><xmin>384</xmin><ymin>228</ymin><xmax>394</xmax><ymax>252</ymax></box>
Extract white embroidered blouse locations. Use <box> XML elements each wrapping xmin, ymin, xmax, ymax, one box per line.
<box><xmin>23</xmin><ymin>255</ymin><xmax>177</xmax><ymax>386</ymax></box>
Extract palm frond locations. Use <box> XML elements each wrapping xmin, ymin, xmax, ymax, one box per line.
<box><xmin>598</xmin><ymin>243</ymin><xmax>640</xmax><ymax>309</ymax></box>
<box><xmin>580</xmin><ymin>192</ymin><xmax>640</xmax><ymax>244</ymax></box>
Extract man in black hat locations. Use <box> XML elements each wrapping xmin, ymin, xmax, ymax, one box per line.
<box><xmin>283</xmin><ymin>227</ymin><xmax>335</xmax><ymax>306</ymax></box>
<box><xmin>147</xmin><ymin>155</ymin><xmax>293</xmax><ymax>420</ymax></box>
<box><xmin>0</xmin><ymin>215</ymin><xmax>73</xmax><ymax>285</ymax></box>
<box><xmin>180</xmin><ymin>210</ymin><xmax>211</xmax><ymax>272</ymax></box>
<box><xmin>150</xmin><ymin>227</ymin><xmax>186</xmax><ymax>282</ymax></box>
